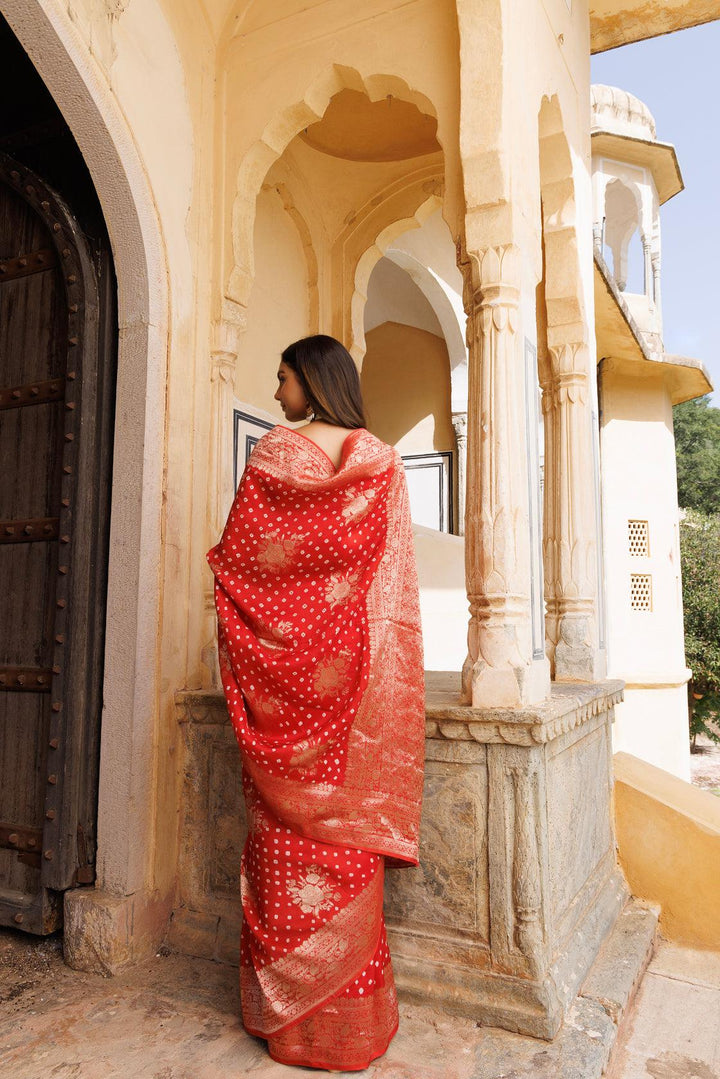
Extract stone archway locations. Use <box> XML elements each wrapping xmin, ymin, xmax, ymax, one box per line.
<box><xmin>0</xmin><ymin>0</ymin><xmax>170</xmax><ymax>969</ymax></box>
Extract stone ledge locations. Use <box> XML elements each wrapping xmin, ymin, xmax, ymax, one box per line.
<box><xmin>176</xmin><ymin>676</ymin><xmax>626</xmax><ymax>747</ymax></box>
<box><xmin>471</xmin><ymin>994</ymin><xmax>616</xmax><ymax>1078</ymax></box>
<box><xmin>425</xmin><ymin>672</ymin><xmax>624</xmax><ymax>745</ymax></box>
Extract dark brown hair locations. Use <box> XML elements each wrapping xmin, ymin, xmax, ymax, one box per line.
<box><xmin>281</xmin><ymin>334</ymin><xmax>367</xmax><ymax>429</ymax></box>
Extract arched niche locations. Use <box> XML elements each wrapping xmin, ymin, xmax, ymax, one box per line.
<box><xmin>604</xmin><ymin>177</ymin><xmax>645</xmax><ymax>294</ymax></box>
<box><xmin>361</xmin><ymin>256</ymin><xmax>454</xmax><ymax>453</ymax></box>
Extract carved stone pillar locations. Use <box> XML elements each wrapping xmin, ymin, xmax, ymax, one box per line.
<box><xmin>200</xmin><ymin>310</ymin><xmax>245</xmax><ymax>688</ymax></box>
<box><xmin>461</xmin><ymin>244</ymin><xmax>550</xmax><ymax>708</ymax></box>
<box><xmin>651</xmin><ymin>250</ymin><xmax>661</xmax><ymax>311</ymax></box>
<box><xmin>542</xmin><ymin>343</ymin><xmax>603</xmax><ymax>681</ymax></box>
<box><xmin>452</xmin><ymin>411</ymin><xmax>467</xmax><ymax>536</ymax></box>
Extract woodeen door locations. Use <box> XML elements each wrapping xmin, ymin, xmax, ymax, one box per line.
<box><xmin>0</xmin><ymin>153</ymin><xmax>114</xmax><ymax>934</ymax></box>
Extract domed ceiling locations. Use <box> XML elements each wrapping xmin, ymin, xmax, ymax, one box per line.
<box><xmin>299</xmin><ymin>89</ymin><xmax>440</xmax><ymax>162</ymax></box>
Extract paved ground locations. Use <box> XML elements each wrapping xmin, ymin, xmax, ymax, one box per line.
<box><xmin>690</xmin><ymin>735</ymin><xmax>720</xmax><ymax>797</ymax></box>
<box><xmin>1</xmin><ymin>930</ymin><xmax>719</xmax><ymax>1079</ymax></box>
<box><xmin>607</xmin><ymin>944</ymin><xmax>720</xmax><ymax>1079</ymax></box>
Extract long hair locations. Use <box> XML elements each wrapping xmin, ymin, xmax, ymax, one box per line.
<box><xmin>281</xmin><ymin>334</ymin><xmax>367</xmax><ymax>429</ymax></box>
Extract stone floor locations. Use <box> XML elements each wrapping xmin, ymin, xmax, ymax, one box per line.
<box><xmin>0</xmin><ymin>929</ymin><xmax>718</xmax><ymax>1079</ymax></box>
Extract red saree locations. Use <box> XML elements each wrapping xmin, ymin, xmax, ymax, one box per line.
<box><xmin>207</xmin><ymin>424</ymin><xmax>425</xmax><ymax>1071</ymax></box>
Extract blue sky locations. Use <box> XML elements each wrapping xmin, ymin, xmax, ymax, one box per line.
<box><xmin>592</xmin><ymin>22</ymin><xmax>720</xmax><ymax>404</ymax></box>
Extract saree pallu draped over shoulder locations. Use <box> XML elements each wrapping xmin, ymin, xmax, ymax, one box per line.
<box><xmin>207</xmin><ymin>425</ymin><xmax>425</xmax><ymax>1071</ymax></box>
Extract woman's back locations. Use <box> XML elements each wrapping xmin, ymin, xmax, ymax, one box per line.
<box><xmin>291</xmin><ymin>420</ymin><xmax>358</xmax><ymax>470</ymax></box>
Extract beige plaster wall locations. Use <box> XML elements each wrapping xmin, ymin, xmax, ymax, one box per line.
<box><xmin>109</xmin><ymin>0</ymin><xmax>216</xmax><ymax>901</ymax></box>
<box><xmin>361</xmin><ymin>322</ymin><xmax>453</xmax><ymax>453</ymax></box>
<box><xmin>364</xmin><ymin>258</ymin><xmax>443</xmax><ymax>338</ymax></box>
<box><xmin>615</xmin><ymin>752</ymin><xmax>720</xmax><ymax>948</ymax></box>
<box><xmin>236</xmin><ymin>185</ymin><xmax>311</xmax><ymax>414</ymax></box>
<box><xmin>413</xmin><ymin>525</ymin><xmax>466</xmax><ymax>671</ymax></box>
<box><xmin>600</xmin><ymin>366</ymin><xmax>690</xmax><ymax>779</ymax></box>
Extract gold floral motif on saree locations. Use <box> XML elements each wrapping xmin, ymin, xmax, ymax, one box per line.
<box><xmin>240</xmin><ymin>859</ymin><xmax>384</xmax><ymax>1035</ymax></box>
<box><xmin>244</xmin><ymin>782</ymin><xmax>270</xmax><ymax>835</ymax></box>
<box><xmin>287</xmin><ymin>865</ymin><xmax>341</xmax><ymax>917</ymax></box>
<box><xmin>312</xmin><ymin>651</ymin><xmax>351</xmax><ymax>697</ymax></box>
<box><xmin>256</xmin><ymin>528</ymin><xmax>306</xmax><ymax>572</ymax></box>
<box><xmin>287</xmin><ymin>736</ymin><xmax>325</xmax><ymax>771</ymax></box>
<box><xmin>341</xmin><ymin>484</ymin><xmax>377</xmax><ymax>523</ymax></box>
<box><xmin>252</xmin><ymin>693</ymin><xmax>286</xmax><ymax>719</ymax></box>
<box><xmin>325</xmin><ymin>570</ymin><xmax>360</xmax><ymax>608</ymax></box>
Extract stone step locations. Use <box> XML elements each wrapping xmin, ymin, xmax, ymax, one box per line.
<box><xmin>458</xmin><ymin>898</ymin><xmax>659</xmax><ymax>1079</ymax></box>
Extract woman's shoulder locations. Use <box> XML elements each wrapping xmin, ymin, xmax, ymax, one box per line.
<box><xmin>347</xmin><ymin>429</ymin><xmax>402</xmax><ymax>474</ymax></box>
<box><xmin>355</xmin><ymin>428</ymin><xmax>399</xmax><ymax>458</ymax></box>
<box><xmin>249</xmin><ymin>424</ymin><xmax>399</xmax><ymax>477</ymax></box>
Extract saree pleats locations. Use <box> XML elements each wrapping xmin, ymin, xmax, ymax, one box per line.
<box><xmin>208</xmin><ymin>426</ymin><xmax>424</xmax><ymax>1070</ymax></box>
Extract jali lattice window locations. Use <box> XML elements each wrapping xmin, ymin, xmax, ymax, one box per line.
<box><xmin>630</xmin><ymin>573</ymin><xmax>652</xmax><ymax>611</ymax></box>
<box><xmin>628</xmin><ymin>519</ymin><xmax>649</xmax><ymax>557</ymax></box>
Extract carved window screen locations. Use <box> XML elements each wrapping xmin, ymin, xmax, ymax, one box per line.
<box><xmin>630</xmin><ymin>573</ymin><xmax>652</xmax><ymax>611</ymax></box>
<box><xmin>628</xmin><ymin>519</ymin><xmax>649</xmax><ymax>557</ymax></box>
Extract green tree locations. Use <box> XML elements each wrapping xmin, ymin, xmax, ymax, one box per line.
<box><xmin>680</xmin><ymin>509</ymin><xmax>720</xmax><ymax>748</ymax></box>
<box><xmin>673</xmin><ymin>396</ymin><xmax>720</xmax><ymax>514</ymax></box>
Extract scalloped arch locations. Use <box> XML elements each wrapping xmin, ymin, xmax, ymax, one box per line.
<box><xmin>349</xmin><ymin>194</ymin><xmax>441</xmax><ymax>361</ymax></box>
<box><xmin>347</xmin><ymin>192</ymin><xmax>468</xmax><ymax>413</ymax></box>
<box><xmin>227</xmin><ymin>65</ymin><xmax>440</xmax><ymax>306</ymax></box>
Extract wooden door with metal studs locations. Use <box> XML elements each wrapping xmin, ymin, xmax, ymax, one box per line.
<box><xmin>0</xmin><ymin>152</ymin><xmax>115</xmax><ymax>934</ymax></box>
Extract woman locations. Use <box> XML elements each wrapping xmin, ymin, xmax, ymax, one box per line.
<box><xmin>207</xmin><ymin>334</ymin><xmax>425</xmax><ymax>1071</ymax></box>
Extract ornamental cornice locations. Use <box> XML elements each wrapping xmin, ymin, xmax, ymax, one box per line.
<box><xmin>424</xmin><ymin>677</ymin><xmax>624</xmax><ymax>746</ymax></box>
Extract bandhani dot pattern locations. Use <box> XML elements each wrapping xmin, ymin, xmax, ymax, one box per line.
<box><xmin>207</xmin><ymin>425</ymin><xmax>425</xmax><ymax>1071</ymax></box>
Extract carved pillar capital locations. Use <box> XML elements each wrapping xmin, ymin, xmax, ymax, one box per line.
<box><xmin>452</xmin><ymin>411</ymin><xmax>467</xmax><ymax>442</ymax></box>
<box><xmin>211</xmin><ymin>350</ymin><xmax>236</xmax><ymax>384</ymax></box>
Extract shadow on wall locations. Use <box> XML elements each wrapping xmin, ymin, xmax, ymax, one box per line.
<box><xmin>361</xmin><ymin>321</ymin><xmax>453</xmax><ymax>449</ymax></box>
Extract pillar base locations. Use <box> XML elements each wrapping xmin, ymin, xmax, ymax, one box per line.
<box><xmin>554</xmin><ymin>614</ymin><xmax>606</xmax><ymax>683</ymax></box>
<box><xmin>63</xmin><ymin>887</ymin><xmax>172</xmax><ymax>976</ymax></box>
<box><xmin>462</xmin><ymin>651</ymin><xmax>551</xmax><ymax>708</ymax></box>
<box><xmin>388</xmin><ymin>673</ymin><xmax>626</xmax><ymax>1038</ymax></box>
